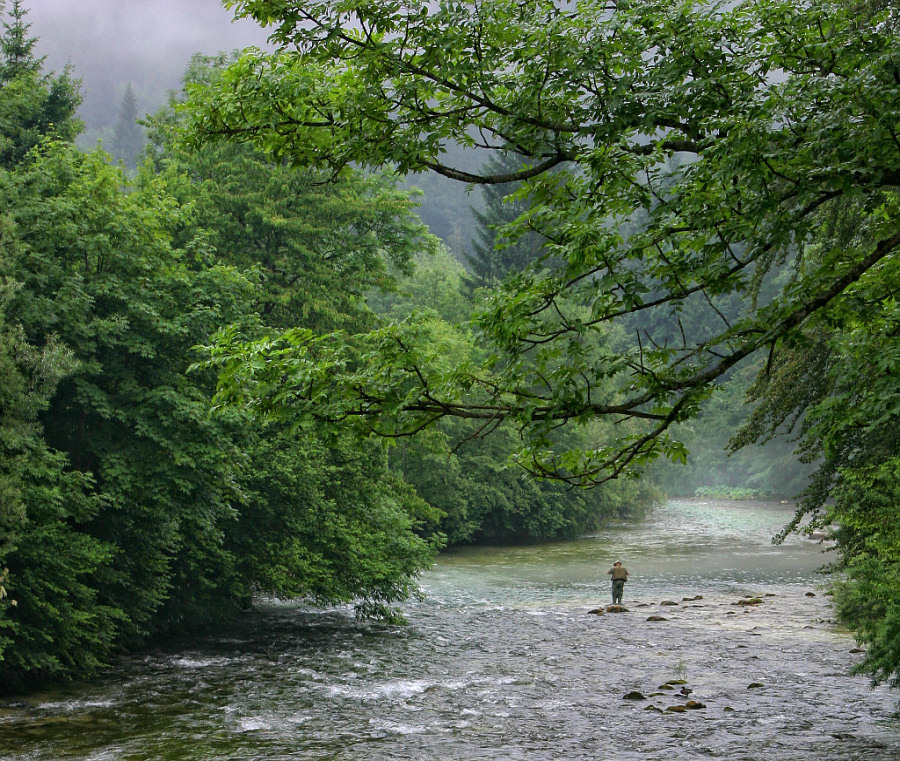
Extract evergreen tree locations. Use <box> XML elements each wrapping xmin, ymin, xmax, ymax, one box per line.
<box><xmin>464</xmin><ymin>152</ymin><xmax>546</xmax><ymax>290</ymax></box>
<box><xmin>0</xmin><ymin>0</ymin><xmax>39</xmax><ymax>80</ymax></box>
<box><xmin>0</xmin><ymin>0</ymin><xmax>81</xmax><ymax>169</ymax></box>
<box><xmin>111</xmin><ymin>83</ymin><xmax>143</xmax><ymax>170</ymax></box>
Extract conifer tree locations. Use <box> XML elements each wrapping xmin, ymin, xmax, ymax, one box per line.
<box><xmin>0</xmin><ymin>0</ymin><xmax>40</xmax><ymax>80</ymax></box>
<box><xmin>0</xmin><ymin>0</ymin><xmax>80</xmax><ymax>168</ymax></box>
<box><xmin>111</xmin><ymin>83</ymin><xmax>144</xmax><ymax>170</ymax></box>
<box><xmin>464</xmin><ymin>152</ymin><xmax>546</xmax><ymax>290</ymax></box>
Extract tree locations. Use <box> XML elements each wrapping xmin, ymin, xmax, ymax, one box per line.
<box><xmin>148</xmin><ymin>54</ymin><xmax>435</xmax><ymax>333</ymax></box>
<box><xmin>145</xmin><ymin>55</ymin><xmax>443</xmax><ymax>620</ymax></box>
<box><xmin>0</xmin><ymin>0</ymin><xmax>81</xmax><ymax>168</ymax></box>
<box><xmin>0</xmin><ymin>141</ymin><xmax>257</xmax><ymax>649</ymax></box>
<box><xmin>0</xmin><ymin>0</ymin><xmax>38</xmax><ymax>79</ymax></box>
<box><xmin>0</xmin><ymin>45</ymin><xmax>445</xmax><ymax>688</ymax></box>
<box><xmin>186</xmin><ymin>0</ymin><xmax>899</xmax><ymax>489</ymax></box>
<box><xmin>732</xmin><ymin>193</ymin><xmax>900</xmax><ymax>686</ymax></box>
<box><xmin>0</xmin><ymin>277</ymin><xmax>120</xmax><ymax>690</ymax></box>
<box><xmin>110</xmin><ymin>83</ymin><xmax>144</xmax><ymax>170</ymax></box>
<box><xmin>464</xmin><ymin>152</ymin><xmax>548</xmax><ymax>291</ymax></box>
<box><xmin>373</xmin><ymin>245</ymin><xmax>659</xmax><ymax>544</ymax></box>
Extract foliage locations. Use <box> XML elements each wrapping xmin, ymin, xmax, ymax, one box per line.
<box><xmin>0</xmin><ymin>57</ymin><xmax>443</xmax><ymax>685</ymax></box>
<box><xmin>830</xmin><ymin>460</ymin><xmax>900</xmax><ymax>688</ymax></box>
<box><xmin>0</xmin><ymin>34</ymin><xmax>446</xmax><ymax>691</ymax></box>
<box><xmin>373</xmin><ymin>246</ymin><xmax>659</xmax><ymax>543</ymax></box>
<box><xmin>147</xmin><ymin>55</ymin><xmax>443</xmax><ymax>610</ymax></box>
<box><xmin>186</xmin><ymin>0</ymin><xmax>900</xmax><ymax>488</ymax></box>
<box><xmin>232</xmin><ymin>429</ymin><xmax>441</xmax><ymax>619</ymax></box>
<box><xmin>735</xmin><ymin>189</ymin><xmax>900</xmax><ymax>684</ymax></box>
<box><xmin>0</xmin><ymin>279</ymin><xmax>121</xmax><ymax>689</ymax></box>
<box><xmin>0</xmin><ymin>0</ymin><xmax>81</xmax><ymax>169</ymax></box>
<box><xmin>0</xmin><ymin>0</ymin><xmax>38</xmax><ymax>79</ymax></box>
<box><xmin>463</xmin><ymin>152</ymin><xmax>547</xmax><ymax>290</ymax></box>
<box><xmin>0</xmin><ymin>140</ymin><xmax>258</xmax><ymax>651</ymax></box>
<box><xmin>146</xmin><ymin>54</ymin><xmax>435</xmax><ymax>334</ymax></box>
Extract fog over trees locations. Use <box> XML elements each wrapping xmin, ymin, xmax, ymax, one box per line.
<box><xmin>27</xmin><ymin>0</ymin><xmax>269</xmax><ymax>134</ymax></box>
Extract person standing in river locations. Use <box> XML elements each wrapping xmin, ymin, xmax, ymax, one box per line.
<box><xmin>607</xmin><ymin>561</ymin><xmax>629</xmax><ymax>605</ymax></box>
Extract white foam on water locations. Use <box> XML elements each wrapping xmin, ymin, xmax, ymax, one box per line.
<box><xmin>39</xmin><ymin>698</ymin><xmax>116</xmax><ymax>711</ymax></box>
<box><xmin>367</xmin><ymin>718</ymin><xmax>429</xmax><ymax>735</ymax></box>
<box><xmin>234</xmin><ymin>711</ymin><xmax>309</xmax><ymax>733</ymax></box>
<box><xmin>236</xmin><ymin>716</ymin><xmax>270</xmax><ymax>732</ymax></box>
<box><xmin>168</xmin><ymin>656</ymin><xmax>231</xmax><ymax>669</ymax></box>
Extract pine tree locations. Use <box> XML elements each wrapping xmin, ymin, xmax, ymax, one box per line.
<box><xmin>0</xmin><ymin>0</ymin><xmax>40</xmax><ymax>81</ymax></box>
<box><xmin>463</xmin><ymin>152</ymin><xmax>546</xmax><ymax>291</ymax></box>
<box><xmin>111</xmin><ymin>83</ymin><xmax>144</xmax><ymax>170</ymax></box>
<box><xmin>0</xmin><ymin>0</ymin><xmax>81</xmax><ymax>168</ymax></box>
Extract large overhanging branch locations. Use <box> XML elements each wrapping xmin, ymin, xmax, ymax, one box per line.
<box><xmin>200</xmin><ymin>0</ymin><xmax>900</xmax><ymax>485</ymax></box>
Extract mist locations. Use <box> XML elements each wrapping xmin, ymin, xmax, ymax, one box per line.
<box><xmin>25</xmin><ymin>0</ymin><xmax>271</xmax><ymax>129</ymax></box>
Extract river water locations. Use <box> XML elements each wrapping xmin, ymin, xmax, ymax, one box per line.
<box><xmin>2</xmin><ymin>499</ymin><xmax>899</xmax><ymax>760</ymax></box>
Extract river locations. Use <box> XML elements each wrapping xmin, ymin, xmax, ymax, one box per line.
<box><xmin>1</xmin><ymin>499</ymin><xmax>898</xmax><ymax>760</ymax></box>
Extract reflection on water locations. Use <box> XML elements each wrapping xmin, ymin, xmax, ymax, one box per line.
<box><xmin>1</xmin><ymin>499</ymin><xmax>897</xmax><ymax>761</ymax></box>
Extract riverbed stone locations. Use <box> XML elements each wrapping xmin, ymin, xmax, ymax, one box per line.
<box><xmin>658</xmin><ymin>683</ymin><xmax>675</xmax><ymax>690</ymax></box>
<box><xmin>685</xmin><ymin>700</ymin><xmax>706</xmax><ymax>709</ymax></box>
<box><xmin>644</xmin><ymin>704</ymin><xmax>664</xmax><ymax>713</ymax></box>
<box><xmin>682</xmin><ymin>595</ymin><xmax>703</xmax><ymax>601</ymax></box>
<box><xmin>647</xmin><ymin>615</ymin><xmax>668</xmax><ymax>622</ymax></box>
<box><xmin>606</xmin><ymin>605</ymin><xmax>628</xmax><ymax>613</ymax></box>
<box><xmin>660</xmin><ymin>600</ymin><xmax>679</xmax><ymax>606</ymax></box>
<box><xmin>588</xmin><ymin>608</ymin><xmax>605</xmax><ymax>615</ymax></box>
<box><xmin>623</xmin><ymin>691</ymin><xmax>646</xmax><ymax>700</ymax></box>
<box><xmin>735</xmin><ymin>597</ymin><xmax>763</xmax><ymax>606</ymax></box>
<box><xmin>805</xmin><ymin>592</ymin><xmax>816</xmax><ymax>597</ymax></box>
<box><xmin>747</xmin><ymin>682</ymin><xmax>764</xmax><ymax>689</ymax></box>
<box><xmin>665</xmin><ymin>705</ymin><xmax>687</xmax><ymax>713</ymax></box>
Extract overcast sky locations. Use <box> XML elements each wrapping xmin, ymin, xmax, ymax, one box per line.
<box><xmin>25</xmin><ymin>0</ymin><xmax>272</xmax><ymax>126</ymax></box>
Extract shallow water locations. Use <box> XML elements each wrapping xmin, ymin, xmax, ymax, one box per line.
<box><xmin>1</xmin><ymin>499</ymin><xmax>898</xmax><ymax>760</ymax></box>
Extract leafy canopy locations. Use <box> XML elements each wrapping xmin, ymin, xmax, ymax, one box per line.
<box><xmin>187</xmin><ymin>0</ymin><xmax>900</xmax><ymax>484</ymax></box>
